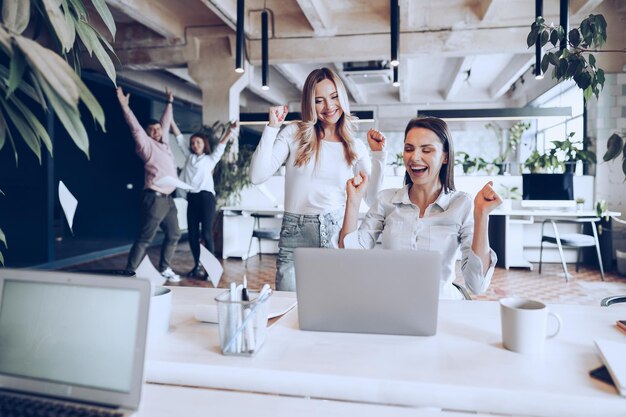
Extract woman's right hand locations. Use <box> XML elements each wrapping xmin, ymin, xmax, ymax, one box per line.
<box><xmin>268</xmin><ymin>105</ymin><xmax>288</xmax><ymax>128</ymax></box>
<box><xmin>346</xmin><ymin>171</ymin><xmax>368</xmax><ymax>206</ymax></box>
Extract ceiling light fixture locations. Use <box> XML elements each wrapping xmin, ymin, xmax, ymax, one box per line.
<box><xmin>534</xmin><ymin>0</ymin><xmax>544</xmax><ymax>79</ymax></box>
<box><xmin>235</xmin><ymin>0</ymin><xmax>245</xmax><ymax>73</ymax></box>
<box><xmin>392</xmin><ymin>66</ymin><xmax>400</xmax><ymax>87</ymax></box>
<box><xmin>390</xmin><ymin>0</ymin><xmax>399</xmax><ymax>67</ymax></box>
<box><xmin>559</xmin><ymin>0</ymin><xmax>569</xmax><ymax>52</ymax></box>
<box><xmin>261</xmin><ymin>9</ymin><xmax>269</xmax><ymax>90</ymax></box>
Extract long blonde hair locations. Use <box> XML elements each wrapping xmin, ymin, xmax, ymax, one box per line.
<box><xmin>294</xmin><ymin>67</ymin><xmax>357</xmax><ymax>167</ymax></box>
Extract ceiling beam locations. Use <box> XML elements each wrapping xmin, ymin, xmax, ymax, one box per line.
<box><xmin>442</xmin><ymin>57</ymin><xmax>473</xmax><ymax>101</ymax></box>
<box><xmin>105</xmin><ymin>0</ymin><xmax>185</xmax><ymax>39</ymax></box>
<box><xmin>247</xmin><ymin>26</ymin><xmax>532</xmax><ymax>64</ymax></box>
<box><xmin>198</xmin><ymin>0</ymin><xmax>237</xmax><ymax>31</ymax></box>
<box><xmin>470</xmin><ymin>0</ymin><xmax>496</xmax><ymax>21</ymax></box>
<box><xmin>274</xmin><ymin>64</ymin><xmax>308</xmax><ymax>91</ymax></box>
<box><xmin>295</xmin><ymin>0</ymin><xmax>336</xmax><ymax>36</ymax></box>
<box><xmin>488</xmin><ymin>54</ymin><xmax>534</xmax><ymax>100</ymax></box>
<box><xmin>399</xmin><ymin>0</ymin><xmax>419</xmax><ymax>29</ymax></box>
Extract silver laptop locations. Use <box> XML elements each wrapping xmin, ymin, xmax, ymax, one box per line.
<box><xmin>0</xmin><ymin>268</ymin><xmax>151</xmax><ymax>416</ymax></box>
<box><xmin>294</xmin><ymin>248</ymin><xmax>441</xmax><ymax>336</ymax></box>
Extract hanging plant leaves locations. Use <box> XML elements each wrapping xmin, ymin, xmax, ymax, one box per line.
<box><xmin>2</xmin><ymin>0</ymin><xmax>31</xmax><ymax>34</ymax></box>
<box><xmin>603</xmin><ymin>134</ymin><xmax>623</xmax><ymax>161</ymax></box>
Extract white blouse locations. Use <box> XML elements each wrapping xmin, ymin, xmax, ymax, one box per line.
<box><xmin>249</xmin><ymin>124</ymin><xmax>386</xmax><ymax>215</ymax></box>
<box><xmin>176</xmin><ymin>134</ymin><xmax>226</xmax><ymax>195</ymax></box>
<box><xmin>340</xmin><ymin>186</ymin><xmax>496</xmax><ymax>300</ymax></box>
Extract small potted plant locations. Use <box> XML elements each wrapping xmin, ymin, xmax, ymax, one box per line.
<box><xmin>389</xmin><ymin>152</ymin><xmax>404</xmax><ymax>176</ymax></box>
<box><xmin>498</xmin><ymin>185</ymin><xmax>522</xmax><ymax>211</ymax></box>
<box><xmin>455</xmin><ymin>152</ymin><xmax>475</xmax><ymax>175</ymax></box>
<box><xmin>551</xmin><ymin>133</ymin><xmax>596</xmax><ymax>174</ymax></box>
<box><xmin>575</xmin><ymin>197</ymin><xmax>585</xmax><ymax>211</ymax></box>
<box><xmin>523</xmin><ymin>150</ymin><xmax>559</xmax><ymax>173</ymax></box>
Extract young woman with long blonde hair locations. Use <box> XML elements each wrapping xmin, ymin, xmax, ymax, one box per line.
<box><xmin>250</xmin><ymin>67</ymin><xmax>387</xmax><ymax>291</ymax></box>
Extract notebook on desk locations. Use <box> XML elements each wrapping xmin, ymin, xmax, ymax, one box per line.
<box><xmin>294</xmin><ymin>248</ymin><xmax>441</xmax><ymax>336</ymax></box>
<box><xmin>0</xmin><ymin>268</ymin><xmax>152</xmax><ymax>416</ymax></box>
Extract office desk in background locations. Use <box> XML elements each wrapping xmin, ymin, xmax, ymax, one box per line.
<box><xmin>489</xmin><ymin>209</ymin><xmax>621</xmax><ymax>270</ymax></box>
<box><xmin>145</xmin><ymin>287</ymin><xmax>626</xmax><ymax>417</ymax></box>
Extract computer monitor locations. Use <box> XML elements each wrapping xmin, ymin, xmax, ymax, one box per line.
<box><xmin>521</xmin><ymin>173</ymin><xmax>575</xmax><ymax>208</ymax></box>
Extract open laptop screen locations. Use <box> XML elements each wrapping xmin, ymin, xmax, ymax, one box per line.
<box><xmin>0</xmin><ymin>279</ymin><xmax>140</xmax><ymax>393</ymax></box>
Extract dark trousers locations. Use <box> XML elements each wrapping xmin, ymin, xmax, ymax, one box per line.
<box><xmin>187</xmin><ymin>191</ymin><xmax>217</xmax><ymax>264</ymax></box>
<box><xmin>127</xmin><ymin>190</ymin><xmax>181</xmax><ymax>272</ymax></box>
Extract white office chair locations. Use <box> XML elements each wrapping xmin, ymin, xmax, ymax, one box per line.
<box><xmin>601</xmin><ymin>296</ymin><xmax>626</xmax><ymax>306</ymax></box>
<box><xmin>538</xmin><ymin>218</ymin><xmax>605</xmax><ymax>282</ymax></box>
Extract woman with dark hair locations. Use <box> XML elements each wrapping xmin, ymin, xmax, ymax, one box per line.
<box><xmin>338</xmin><ymin>117</ymin><xmax>500</xmax><ymax>299</ymax></box>
<box><xmin>249</xmin><ymin>67</ymin><xmax>387</xmax><ymax>291</ymax></box>
<box><xmin>172</xmin><ymin>120</ymin><xmax>238</xmax><ymax>278</ymax></box>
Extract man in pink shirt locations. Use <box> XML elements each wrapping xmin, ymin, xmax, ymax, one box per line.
<box><xmin>117</xmin><ymin>86</ymin><xmax>181</xmax><ymax>282</ymax></box>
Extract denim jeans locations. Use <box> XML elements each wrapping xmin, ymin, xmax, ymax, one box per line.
<box><xmin>126</xmin><ymin>190</ymin><xmax>181</xmax><ymax>272</ymax></box>
<box><xmin>275</xmin><ymin>209</ymin><xmax>343</xmax><ymax>291</ymax></box>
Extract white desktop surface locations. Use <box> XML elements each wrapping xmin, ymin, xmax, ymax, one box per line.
<box><xmin>138</xmin><ymin>383</ymin><xmax>488</xmax><ymax>417</ymax></box>
<box><xmin>145</xmin><ymin>287</ymin><xmax>626</xmax><ymax>417</ymax></box>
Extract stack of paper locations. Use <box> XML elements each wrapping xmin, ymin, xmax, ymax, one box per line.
<box><xmin>595</xmin><ymin>339</ymin><xmax>626</xmax><ymax>396</ymax></box>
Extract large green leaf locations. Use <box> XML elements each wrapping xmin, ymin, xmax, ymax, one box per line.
<box><xmin>41</xmin><ymin>0</ymin><xmax>74</xmax><ymax>52</ymax></box>
<box><xmin>91</xmin><ymin>37</ymin><xmax>116</xmax><ymax>85</ymax></box>
<box><xmin>75</xmin><ymin>18</ymin><xmax>95</xmax><ymax>54</ymax></box>
<box><xmin>14</xmin><ymin>36</ymin><xmax>80</xmax><ymax>106</ymax></box>
<box><xmin>0</xmin><ymin>250</ymin><xmax>4</xmax><ymax>264</ymax></box>
<box><xmin>0</xmin><ymin>99</ymin><xmax>42</xmax><ymax>162</ymax></box>
<box><xmin>2</xmin><ymin>111</ymin><xmax>19</xmax><ymax>164</ymax></box>
<box><xmin>6</xmin><ymin>47</ymin><xmax>26</xmax><ymax>97</ymax></box>
<box><xmin>0</xmin><ymin>110</ymin><xmax>6</xmax><ymax>151</ymax></box>
<box><xmin>70</xmin><ymin>71</ymin><xmax>105</xmax><ymax>130</ymax></box>
<box><xmin>89</xmin><ymin>0</ymin><xmax>116</xmax><ymax>38</ymax></box>
<box><xmin>36</xmin><ymin>73</ymin><xmax>90</xmax><ymax>159</ymax></box>
<box><xmin>60</xmin><ymin>0</ymin><xmax>76</xmax><ymax>48</ymax></box>
<box><xmin>2</xmin><ymin>0</ymin><xmax>31</xmax><ymax>34</ymax></box>
<box><xmin>0</xmin><ymin>25</ymin><xmax>12</xmax><ymax>53</ymax></box>
<box><xmin>10</xmin><ymin>96</ymin><xmax>53</xmax><ymax>155</ymax></box>
<box><xmin>0</xmin><ymin>228</ymin><xmax>6</xmax><ymax>248</ymax></box>
<box><xmin>603</xmin><ymin>133</ymin><xmax>624</xmax><ymax>161</ymax></box>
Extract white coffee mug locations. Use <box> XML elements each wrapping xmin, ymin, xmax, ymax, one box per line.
<box><xmin>500</xmin><ymin>297</ymin><xmax>562</xmax><ymax>354</ymax></box>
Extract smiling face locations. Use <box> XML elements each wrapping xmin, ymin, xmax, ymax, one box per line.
<box><xmin>403</xmin><ymin>127</ymin><xmax>448</xmax><ymax>188</ymax></box>
<box><xmin>190</xmin><ymin>136</ymin><xmax>205</xmax><ymax>155</ymax></box>
<box><xmin>314</xmin><ymin>79</ymin><xmax>343</xmax><ymax>127</ymax></box>
<box><xmin>146</xmin><ymin>123</ymin><xmax>162</xmax><ymax>142</ymax></box>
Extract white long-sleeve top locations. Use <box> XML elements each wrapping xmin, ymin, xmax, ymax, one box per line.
<box><xmin>175</xmin><ymin>134</ymin><xmax>226</xmax><ymax>195</ymax></box>
<box><xmin>340</xmin><ymin>186</ymin><xmax>496</xmax><ymax>300</ymax></box>
<box><xmin>249</xmin><ymin>124</ymin><xmax>386</xmax><ymax>215</ymax></box>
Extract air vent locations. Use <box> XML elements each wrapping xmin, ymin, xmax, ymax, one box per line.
<box><xmin>344</xmin><ymin>72</ymin><xmax>391</xmax><ymax>85</ymax></box>
<box><xmin>342</xmin><ymin>60</ymin><xmax>392</xmax><ymax>85</ymax></box>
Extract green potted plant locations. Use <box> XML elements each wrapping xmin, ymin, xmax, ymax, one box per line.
<box><xmin>498</xmin><ymin>185</ymin><xmax>522</xmax><ymax>211</ymax></box>
<box><xmin>575</xmin><ymin>197</ymin><xmax>585</xmax><ymax>211</ymax></box>
<box><xmin>524</xmin><ymin>150</ymin><xmax>559</xmax><ymax>173</ymax></box>
<box><xmin>389</xmin><ymin>152</ymin><xmax>404</xmax><ymax>176</ymax></box>
<box><xmin>486</xmin><ymin>121</ymin><xmax>530</xmax><ymax>175</ymax></box>
<box><xmin>551</xmin><ymin>133</ymin><xmax>596</xmax><ymax>173</ymax></box>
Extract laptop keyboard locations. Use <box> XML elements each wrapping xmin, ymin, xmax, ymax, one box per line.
<box><xmin>0</xmin><ymin>392</ymin><xmax>124</xmax><ymax>417</ymax></box>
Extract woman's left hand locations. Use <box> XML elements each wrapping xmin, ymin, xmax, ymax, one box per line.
<box><xmin>474</xmin><ymin>181</ymin><xmax>502</xmax><ymax>217</ymax></box>
<box><xmin>367</xmin><ymin>129</ymin><xmax>386</xmax><ymax>152</ymax></box>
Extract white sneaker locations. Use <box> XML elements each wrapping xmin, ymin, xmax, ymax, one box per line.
<box><xmin>160</xmin><ymin>267</ymin><xmax>181</xmax><ymax>283</ymax></box>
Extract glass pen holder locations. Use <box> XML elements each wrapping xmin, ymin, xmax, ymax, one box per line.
<box><xmin>215</xmin><ymin>289</ymin><xmax>272</xmax><ymax>356</ymax></box>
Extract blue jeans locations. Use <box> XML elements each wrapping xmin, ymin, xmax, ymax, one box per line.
<box><xmin>275</xmin><ymin>210</ymin><xmax>343</xmax><ymax>291</ymax></box>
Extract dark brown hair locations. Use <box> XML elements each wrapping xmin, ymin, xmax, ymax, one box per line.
<box><xmin>189</xmin><ymin>133</ymin><xmax>212</xmax><ymax>155</ymax></box>
<box><xmin>403</xmin><ymin>117</ymin><xmax>455</xmax><ymax>193</ymax></box>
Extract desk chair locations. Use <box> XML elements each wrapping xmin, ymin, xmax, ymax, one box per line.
<box><xmin>452</xmin><ymin>282</ymin><xmax>471</xmax><ymax>300</ymax></box>
<box><xmin>245</xmin><ymin>213</ymin><xmax>281</xmax><ymax>267</ymax></box>
<box><xmin>539</xmin><ymin>218</ymin><xmax>605</xmax><ymax>282</ymax></box>
<box><xmin>600</xmin><ymin>296</ymin><xmax>626</xmax><ymax>306</ymax></box>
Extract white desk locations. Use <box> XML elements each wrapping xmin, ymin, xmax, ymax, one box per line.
<box><xmin>138</xmin><ymin>383</ymin><xmax>488</xmax><ymax>416</ymax></box>
<box><xmin>489</xmin><ymin>209</ymin><xmax>620</xmax><ymax>269</ymax></box>
<box><xmin>146</xmin><ymin>287</ymin><xmax>626</xmax><ymax>417</ymax></box>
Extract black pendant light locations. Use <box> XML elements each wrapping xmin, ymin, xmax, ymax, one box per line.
<box><xmin>261</xmin><ymin>9</ymin><xmax>269</xmax><ymax>90</ymax></box>
<box><xmin>235</xmin><ymin>0</ymin><xmax>245</xmax><ymax>73</ymax></box>
<box><xmin>559</xmin><ymin>0</ymin><xmax>569</xmax><ymax>52</ymax></box>
<box><xmin>392</xmin><ymin>66</ymin><xmax>399</xmax><ymax>87</ymax></box>
<box><xmin>390</xmin><ymin>0</ymin><xmax>399</xmax><ymax>67</ymax></box>
<box><xmin>534</xmin><ymin>0</ymin><xmax>544</xmax><ymax>79</ymax></box>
